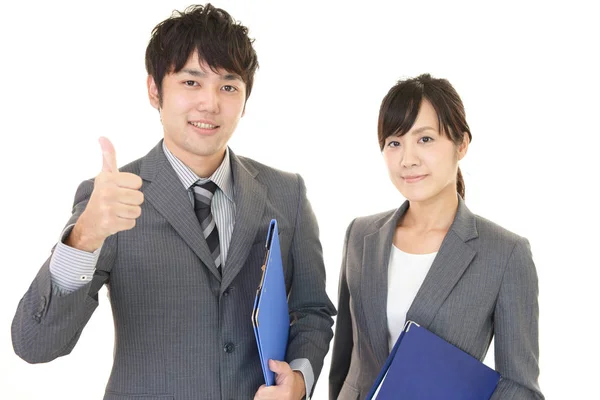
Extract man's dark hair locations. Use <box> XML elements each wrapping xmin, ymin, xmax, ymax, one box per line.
<box><xmin>145</xmin><ymin>3</ymin><xmax>259</xmax><ymax>105</ymax></box>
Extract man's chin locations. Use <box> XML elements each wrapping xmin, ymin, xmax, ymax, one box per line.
<box><xmin>186</xmin><ymin>144</ymin><xmax>227</xmax><ymax>159</ymax></box>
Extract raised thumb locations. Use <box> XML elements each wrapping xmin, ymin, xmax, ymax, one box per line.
<box><xmin>98</xmin><ymin>136</ymin><xmax>117</xmax><ymax>173</ymax></box>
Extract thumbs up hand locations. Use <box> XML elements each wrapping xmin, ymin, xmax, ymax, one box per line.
<box><xmin>66</xmin><ymin>137</ymin><xmax>144</xmax><ymax>252</ymax></box>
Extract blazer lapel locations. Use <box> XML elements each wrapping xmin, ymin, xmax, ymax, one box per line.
<box><xmin>220</xmin><ymin>152</ymin><xmax>266</xmax><ymax>290</ymax></box>
<box><xmin>361</xmin><ymin>202</ymin><xmax>409</xmax><ymax>366</ymax></box>
<box><xmin>140</xmin><ymin>142</ymin><xmax>221</xmax><ymax>281</ymax></box>
<box><xmin>406</xmin><ymin>197</ymin><xmax>478</xmax><ymax>328</ymax></box>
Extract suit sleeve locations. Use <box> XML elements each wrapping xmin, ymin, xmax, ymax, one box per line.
<box><xmin>49</xmin><ymin>224</ymin><xmax>102</xmax><ymax>294</ymax></box>
<box><xmin>328</xmin><ymin>219</ymin><xmax>355</xmax><ymax>400</ymax></box>
<box><xmin>490</xmin><ymin>237</ymin><xmax>544</xmax><ymax>400</ymax></box>
<box><xmin>11</xmin><ymin>179</ymin><xmax>117</xmax><ymax>363</ymax></box>
<box><xmin>285</xmin><ymin>174</ymin><xmax>336</xmax><ymax>396</ymax></box>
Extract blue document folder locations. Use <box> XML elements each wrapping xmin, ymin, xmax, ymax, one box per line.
<box><xmin>366</xmin><ymin>320</ymin><xmax>501</xmax><ymax>400</ymax></box>
<box><xmin>251</xmin><ymin>219</ymin><xmax>290</xmax><ymax>386</ymax></box>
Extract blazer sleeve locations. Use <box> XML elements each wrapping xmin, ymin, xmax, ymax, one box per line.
<box><xmin>491</xmin><ymin>237</ymin><xmax>544</xmax><ymax>400</ymax></box>
<box><xmin>284</xmin><ymin>174</ymin><xmax>336</xmax><ymax>394</ymax></box>
<box><xmin>329</xmin><ymin>219</ymin><xmax>355</xmax><ymax>400</ymax></box>
<box><xmin>11</xmin><ymin>179</ymin><xmax>117</xmax><ymax>363</ymax></box>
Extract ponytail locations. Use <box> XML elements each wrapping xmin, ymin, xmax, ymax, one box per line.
<box><xmin>457</xmin><ymin>167</ymin><xmax>465</xmax><ymax>199</ymax></box>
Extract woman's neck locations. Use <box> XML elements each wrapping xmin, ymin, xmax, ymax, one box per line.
<box><xmin>401</xmin><ymin>189</ymin><xmax>459</xmax><ymax>233</ymax></box>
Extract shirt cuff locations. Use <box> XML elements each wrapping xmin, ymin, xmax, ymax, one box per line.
<box><xmin>289</xmin><ymin>358</ymin><xmax>314</xmax><ymax>400</ymax></box>
<box><xmin>49</xmin><ymin>224</ymin><xmax>101</xmax><ymax>294</ymax></box>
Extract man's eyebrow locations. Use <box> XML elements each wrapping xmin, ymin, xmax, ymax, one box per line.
<box><xmin>179</xmin><ymin>68</ymin><xmax>206</xmax><ymax>77</ymax></box>
<box><xmin>222</xmin><ymin>73</ymin><xmax>243</xmax><ymax>81</ymax></box>
<box><xmin>179</xmin><ymin>68</ymin><xmax>242</xmax><ymax>81</ymax></box>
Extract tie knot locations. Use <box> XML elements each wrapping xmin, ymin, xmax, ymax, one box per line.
<box><xmin>192</xmin><ymin>180</ymin><xmax>218</xmax><ymax>208</ymax></box>
<box><xmin>194</xmin><ymin>180</ymin><xmax>218</xmax><ymax>194</ymax></box>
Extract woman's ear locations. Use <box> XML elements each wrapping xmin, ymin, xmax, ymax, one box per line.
<box><xmin>458</xmin><ymin>132</ymin><xmax>470</xmax><ymax>160</ymax></box>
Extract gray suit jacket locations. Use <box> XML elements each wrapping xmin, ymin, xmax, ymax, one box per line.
<box><xmin>12</xmin><ymin>141</ymin><xmax>336</xmax><ymax>399</ymax></box>
<box><xmin>329</xmin><ymin>198</ymin><xmax>543</xmax><ymax>400</ymax></box>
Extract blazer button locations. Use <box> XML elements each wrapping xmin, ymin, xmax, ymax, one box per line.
<box><xmin>223</xmin><ymin>342</ymin><xmax>235</xmax><ymax>353</ymax></box>
<box><xmin>223</xmin><ymin>287</ymin><xmax>233</xmax><ymax>297</ymax></box>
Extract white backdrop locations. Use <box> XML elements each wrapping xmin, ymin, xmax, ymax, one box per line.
<box><xmin>1</xmin><ymin>0</ymin><xmax>597</xmax><ymax>398</ymax></box>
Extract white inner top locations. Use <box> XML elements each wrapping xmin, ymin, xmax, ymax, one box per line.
<box><xmin>386</xmin><ymin>244</ymin><xmax>437</xmax><ymax>351</ymax></box>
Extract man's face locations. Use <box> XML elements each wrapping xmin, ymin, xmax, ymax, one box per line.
<box><xmin>148</xmin><ymin>51</ymin><xmax>247</xmax><ymax>170</ymax></box>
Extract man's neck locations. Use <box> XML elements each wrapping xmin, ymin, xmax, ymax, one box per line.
<box><xmin>163</xmin><ymin>140</ymin><xmax>226</xmax><ymax>178</ymax></box>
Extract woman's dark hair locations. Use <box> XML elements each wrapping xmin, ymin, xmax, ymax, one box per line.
<box><xmin>377</xmin><ymin>73</ymin><xmax>471</xmax><ymax>198</ymax></box>
<box><xmin>145</xmin><ymin>4</ymin><xmax>259</xmax><ymax>106</ymax></box>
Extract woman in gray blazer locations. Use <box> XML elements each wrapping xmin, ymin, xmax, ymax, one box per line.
<box><xmin>329</xmin><ymin>74</ymin><xmax>543</xmax><ymax>400</ymax></box>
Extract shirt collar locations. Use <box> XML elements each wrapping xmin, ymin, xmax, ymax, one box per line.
<box><xmin>162</xmin><ymin>141</ymin><xmax>234</xmax><ymax>202</ymax></box>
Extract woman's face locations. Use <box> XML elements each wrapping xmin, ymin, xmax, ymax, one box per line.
<box><xmin>382</xmin><ymin>100</ymin><xmax>468</xmax><ymax>204</ymax></box>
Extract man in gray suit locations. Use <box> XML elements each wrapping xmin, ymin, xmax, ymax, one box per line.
<box><xmin>12</xmin><ymin>4</ymin><xmax>335</xmax><ymax>399</ymax></box>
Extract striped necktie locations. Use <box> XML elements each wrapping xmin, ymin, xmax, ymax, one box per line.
<box><xmin>192</xmin><ymin>180</ymin><xmax>221</xmax><ymax>274</ymax></box>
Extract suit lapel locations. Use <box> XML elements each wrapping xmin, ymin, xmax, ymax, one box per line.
<box><xmin>406</xmin><ymin>197</ymin><xmax>478</xmax><ymax>328</ymax></box>
<box><xmin>361</xmin><ymin>203</ymin><xmax>408</xmax><ymax>366</ymax></box>
<box><xmin>140</xmin><ymin>142</ymin><xmax>221</xmax><ymax>281</ymax></box>
<box><xmin>220</xmin><ymin>152</ymin><xmax>266</xmax><ymax>290</ymax></box>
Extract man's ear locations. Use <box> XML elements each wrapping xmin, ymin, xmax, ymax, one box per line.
<box><xmin>241</xmin><ymin>97</ymin><xmax>248</xmax><ymax>117</ymax></box>
<box><xmin>147</xmin><ymin>75</ymin><xmax>160</xmax><ymax>110</ymax></box>
<box><xmin>458</xmin><ymin>132</ymin><xmax>470</xmax><ymax>160</ymax></box>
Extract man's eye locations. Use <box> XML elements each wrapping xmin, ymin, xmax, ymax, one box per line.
<box><xmin>222</xmin><ymin>85</ymin><xmax>237</xmax><ymax>92</ymax></box>
<box><xmin>388</xmin><ymin>141</ymin><xmax>400</xmax><ymax>148</ymax></box>
<box><xmin>419</xmin><ymin>136</ymin><xmax>433</xmax><ymax>143</ymax></box>
<box><xmin>184</xmin><ymin>80</ymin><xmax>198</xmax><ymax>86</ymax></box>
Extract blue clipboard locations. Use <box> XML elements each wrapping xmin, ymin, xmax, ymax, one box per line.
<box><xmin>251</xmin><ymin>219</ymin><xmax>290</xmax><ymax>386</ymax></box>
<box><xmin>367</xmin><ymin>320</ymin><xmax>501</xmax><ymax>399</ymax></box>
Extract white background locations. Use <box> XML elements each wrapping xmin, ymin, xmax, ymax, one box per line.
<box><xmin>1</xmin><ymin>0</ymin><xmax>598</xmax><ymax>398</ymax></box>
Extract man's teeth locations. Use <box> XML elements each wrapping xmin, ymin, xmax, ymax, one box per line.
<box><xmin>190</xmin><ymin>122</ymin><xmax>217</xmax><ymax>129</ymax></box>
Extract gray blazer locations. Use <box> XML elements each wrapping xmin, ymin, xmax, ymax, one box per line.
<box><xmin>329</xmin><ymin>198</ymin><xmax>543</xmax><ymax>400</ymax></box>
<box><xmin>12</xmin><ymin>141</ymin><xmax>336</xmax><ymax>400</ymax></box>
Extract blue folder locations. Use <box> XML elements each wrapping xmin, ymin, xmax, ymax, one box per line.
<box><xmin>366</xmin><ymin>320</ymin><xmax>501</xmax><ymax>400</ymax></box>
<box><xmin>251</xmin><ymin>219</ymin><xmax>290</xmax><ymax>386</ymax></box>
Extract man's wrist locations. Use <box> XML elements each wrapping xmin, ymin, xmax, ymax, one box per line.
<box><xmin>66</xmin><ymin>219</ymin><xmax>104</xmax><ymax>252</ymax></box>
<box><xmin>294</xmin><ymin>371</ymin><xmax>306</xmax><ymax>398</ymax></box>
<box><xmin>289</xmin><ymin>358</ymin><xmax>313</xmax><ymax>399</ymax></box>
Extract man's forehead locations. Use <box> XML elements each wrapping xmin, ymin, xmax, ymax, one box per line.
<box><xmin>176</xmin><ymin>52</ymin><xmax>243</xmax><ymax>81</ymax></box>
